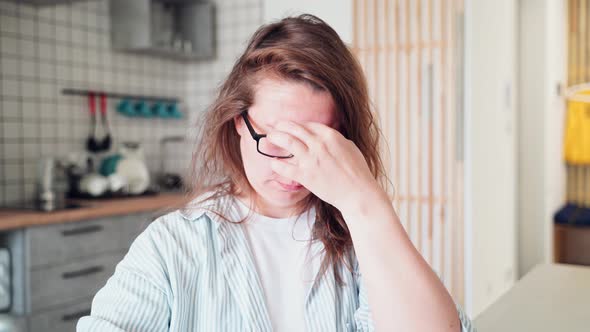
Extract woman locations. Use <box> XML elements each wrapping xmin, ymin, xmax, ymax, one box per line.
<box><xmin>78</xmin><ymin>14</ymin><xmax>475</xmax><ymax>332</ymax></box>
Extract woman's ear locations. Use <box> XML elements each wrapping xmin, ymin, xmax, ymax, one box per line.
<box><xmin>234</xmin><ymin>115</ymin><xmax>244</xmax><ymax>137</ymax></box>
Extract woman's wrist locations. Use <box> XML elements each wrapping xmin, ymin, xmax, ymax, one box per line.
<box><xmin>337</xmin><ymin>183</ymin><xmax>392</xmax><ymax>221</ymax></box>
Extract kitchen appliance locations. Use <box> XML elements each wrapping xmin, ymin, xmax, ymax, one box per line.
<box><xmin>156</xmin><ymin>136</ymin><xmax>186</xmax><ymax>191</ymax></box>
<box><xmin>35</xmin><ymin>157</ymin><xmax>69</xmax><ymax>211</ymax></box>
<box><xmin>37</xmin><ymin>157</ymin><xmax>57</xmax><ymax>211</ymax></box>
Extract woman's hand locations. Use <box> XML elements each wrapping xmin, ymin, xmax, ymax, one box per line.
<box><xmin>267</xmin><ymin>120</ymin><xmax>386</xmax><ymax>215</ymax></box>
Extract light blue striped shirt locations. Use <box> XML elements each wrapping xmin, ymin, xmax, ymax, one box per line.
<box><xmin>77</xmin><ymin>194</ymin><xmax>476</xmax><ymax>331</ymax></box>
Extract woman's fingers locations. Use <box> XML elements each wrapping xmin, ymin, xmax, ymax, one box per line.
<box><xmin>266</xmin><ymin>130</ymin><xmax>308</xmax><ymax>157</ymax></box>
<box><xmin>274</xmin><ymin>120</ymin><xmax>316</xmax><ymax>145</ymax></box>
<box><xmin>304</xmin><ymin>122</ymin><xmax>342</xmax><ymax>141</ymax></box>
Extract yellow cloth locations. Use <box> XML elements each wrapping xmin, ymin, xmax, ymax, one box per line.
<box><xmin>565</xmin><ymin>90</ymin><xmax>590</xmax><ymax>164</ymax></box>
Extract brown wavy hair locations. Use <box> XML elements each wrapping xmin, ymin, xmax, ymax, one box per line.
<box><xmin>180</xmin><ymin>14</ymin><xmax>391</xmax><ymax>284</ymax></box>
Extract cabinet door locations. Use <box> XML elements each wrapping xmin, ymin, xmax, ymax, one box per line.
<box><xmin>29</xmin><ymin>252</ymin><xmax>125</xmax><ymax>313</ymax></box>
<box><xmin>29</xmin><ymin>297</ymin><xmax>92</xmax><ymax>332</ymax></box>
<box><xmin>27</xmin><ymin>213</ymin><xmax>153</xmax><ymax>268</ymax></box>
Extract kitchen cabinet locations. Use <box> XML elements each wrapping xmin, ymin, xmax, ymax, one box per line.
<box><xmin>26</xmin><ymin>214</ymin><xmax>147</xmax><ymax>269</ymax></box>
<box><xmin>8</xmin><ymin>0</ymin><xmax>87</xmax><ymax>5</ymax></box>
<box><xmin>554</xmin><ymin>224</ymin><xmax>590</xmax><ymax>265</ymax></box>
<box><xmin>110</xmin><ymin>0</ymin><xmax>215</xmax><ymax>60</ymax></box>
<box><xmin>0</xmin><ymin>212</ymin><xmax>155</xmax><ymax>332</ymax></box>
<box><xmin>28</xmin><ymin>298</ymin><xmax>93</xmax><ymax>332</ymax></box>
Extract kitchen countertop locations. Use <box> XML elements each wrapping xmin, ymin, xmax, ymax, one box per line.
<box><xmin>0</xmin><ymin>193</ymin><xmax>186</xmax><ymax>231</ymax></box>
<box><xmin>474</xmin><ymin>263</ymin><xmax>590</xmax><ymax>332</ymax></box>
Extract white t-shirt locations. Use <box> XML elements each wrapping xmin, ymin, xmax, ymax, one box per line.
<box><xmin>235</xmin><ymin>198</ymin><xmax>318</xmax><ymax>332</ymax></box>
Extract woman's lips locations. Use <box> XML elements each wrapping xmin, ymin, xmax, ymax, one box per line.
<box><xmin>276</xmin><ymin>181</ymin><xmax>303</xmax><ymax>191</ymax></box>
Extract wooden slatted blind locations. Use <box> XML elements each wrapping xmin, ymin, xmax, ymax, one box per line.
<box><xmin>351</xmin><ymin>0</ymin><xmax>465</xmax><ymax>303</ymax></box>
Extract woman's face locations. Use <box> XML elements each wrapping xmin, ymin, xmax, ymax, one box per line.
<box><xmin>234</xmin><ymin>78</ymin><xmax>338</xmax><ymax>217</ymax></box>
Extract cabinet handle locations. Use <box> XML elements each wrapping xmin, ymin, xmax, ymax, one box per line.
<box><xmin>62</xmin><ymin>308</ymin><xmax>91</xmax><ymax>322</ymax></box>
<box><xmin>61</xmin><ymin>225</ymin><xmax>104</xmax><ymax>237</ymax></box>
<box><xmin>62</xmin><ymin>265</ymin><xmax>104</xmax><ymax>279</ymax></box>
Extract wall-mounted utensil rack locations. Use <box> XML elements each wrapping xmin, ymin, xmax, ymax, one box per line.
<box><xmin>62</xmin><ymin>88</ymin><xmax>180</xmax><ymax>103</ymax></box>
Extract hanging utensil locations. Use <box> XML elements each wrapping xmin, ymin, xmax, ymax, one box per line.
<box><xmin>86</xmin><ymin>92</ymin><xmax>100</xmax><ymax>153</ymax></box>
<box><xmin>99</xmin><ymin>93</ymin><xmax>112</xmax><ymax>151</ymax></box>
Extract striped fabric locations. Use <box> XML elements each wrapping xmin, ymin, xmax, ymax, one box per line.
<box><xmin>77</xmin><ymin>193</ymin><xmax>476</xmax><ymax>331</ymax></box>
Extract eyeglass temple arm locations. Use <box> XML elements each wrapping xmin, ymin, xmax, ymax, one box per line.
<box><xmin>241</xmin><ymin>111</ymin><xmax>264</xmax><ymax>139</ymax></box>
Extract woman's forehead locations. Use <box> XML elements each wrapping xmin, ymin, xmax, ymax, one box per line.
<box><xmin>249</xmin><ymin>78</ymin><xmax>337</xmax><ymax>128</ymax></box>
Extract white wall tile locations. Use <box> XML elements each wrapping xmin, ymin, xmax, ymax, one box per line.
<box><xmin>4</xmin><ymin>163</ymin><xmax>21</xmax><ymax>180</ymax></box>
<box><xmin>71</xmin><ymin>28</ymin><xmax>86</xmax><ymax>46</ymax></box>
<box><xmin>54</xmin><ymin>5</ymin><xmax>70</xmax><ymax>24</ymax></box>
<box><xmin>0</xmin><ymin>2</ymin><xmax>18</xmax><ymax>15</ymax></box>
<box><xmin>87</xmin><ymin>10</ymin><xmax>99</xmax><ymax>29</ymax></box>
<box><xmin>22</xmin><ymin>161</ymin><xmax>36</xmax><ymax>181</ymax></box>
<box><xmin>1</xmin><ymin>35</ymin><xmax>19</xmax><ymax>56</ymax></box>
<box><xmin>3</xmin><ymin>183</ymin><xmax>23</xmax><ymax>204</ymax></box>
<box><xmin>39</xmin><ymin>82</ymin><xmax>55</xmax><ymax>100</ymax></box>
<box><xmin>19</xmin><ymin>81</ymin><xmax>37</xmax><ymax>99</ymax></box>
<box><xmin>22</xmin><ymin>142</ymin><xmax>39</xmax><ymax>160</ymax></box>
<box><xmin>71</xmin><ymin>66</ymin><xmax>86</xmax><ymax>83</ymax></box>
<box><xmin>1</xmin><ymin>99</ymin><xmax>19</xmax><ymax>119</ymax></box>
<box><xmin>71</xmin><ymin>47</ymin><xmax>86</xmax><ymax>64</ymax></box>
<box><xmin>2</xmin><ymin>120</ymin><xmax>20</xmax><ymax>140</ymax></box>
<box><xmin>21</xmin><ymin>101</ymin><xmax>37</xmax><ymax>121</ymax></box>
<box><xmin>1</xmin><ymin>79</ymin><xmax>19</xmax><ymax>97</ymax></box>
<box><xmin>3</xmin><ymin>142</ymin><xmax>21</xmax><ymax>162</ymax></box>
<box><xmin>0</xmin><ymin>14</ymin><xmax>18</xmax><ymax>34</ymax></box>
<box><xmin>1</xmin><ymin>57</ymin><xmax>18</xmax><ymax>77</ymax></box>
<box><xmin>36</xmin><ymin>6</ymin><xmax>54</xmax><ymax>21</ymax></box>
<box><xmin>23</xmin><ymin>182</ymin><xmax>35</xmax><ymax>198</ymax></box>
<box><xmin>55</xmin><ymin>24</ymin><xmax>70</xmax><ymax>43</ymax></box>
<box><xmin>37</xmin><ymin>21</ymin><xmax>55</xmax><ymax>41</ymax></box>
<box><xmin>56</xmin><ymin>63</ymin><xmax>71</xmax><ymax>81</ymax></box>
<box><xmin>70</xmin><ymin>8</ymin><xmax>85</xmax><ymax>27</ymax></box>
<box><xmin>40</xmin><ymin>121</ymin><xmax>56</xmax><ymax>139</ymax></box>
<box><xmin>87</xmin><ymin>30</ymin><xmax>99</xmax><ymax>48</ymax></box>
<box><xmin>19</xmin><ymin>17</ymin><xmax>36</xmax><ymax>38</ymax></box>
<box><xmin>39</xmin><ymin>61</ymin><xmax>54</xmax><ymax>80</ymax></box>
<box><xmin>38</xmin><ymin>41</ymin><xmax>55</xmax><ymax>61</ymax></box>
<box><xmin>17</xmin><ymin>4</ymin><xmax>36</xmax><ymax>18</ymax></box>
<box><xmin>20</xmin><ymin>59</ymin><xmax>37</xmax><ymax>78</ymax></box>
<box><xmin>22</xmin><ymin>122</ymin><xmax>38</xmax><ymax>139</ymax></box>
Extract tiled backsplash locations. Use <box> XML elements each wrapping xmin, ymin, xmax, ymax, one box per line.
<box><xmin>0</xmin><ymin>0</ymin><xmax>262</xmax><ymax>205</ymax></box>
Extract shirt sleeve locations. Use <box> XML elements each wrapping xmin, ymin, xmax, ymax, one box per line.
<box><xmin>353</xmin><ymin>262</ymin><xmax>477</xmax><ymax>332</ymax></box>
<box><xmin>77</xmin><ymin>219</ymin><xmax>172</xmax><ymax>332</ymax></box>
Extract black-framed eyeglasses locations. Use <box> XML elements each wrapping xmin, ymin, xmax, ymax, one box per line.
<box><xmin>241</xmin><ymin>110</ymin><xmax>294</xmax><ymax>159</ymax></box>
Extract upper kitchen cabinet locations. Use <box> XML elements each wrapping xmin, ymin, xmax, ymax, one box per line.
<box><xmin>110</xmin><ymin>0</ymin><xmax>215</xmax><ymax>61</ymax></box>
<box><xmin>11</xmin><ymin>0</ymin><xmax>87</xmax><ymax>5</ymax></box>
